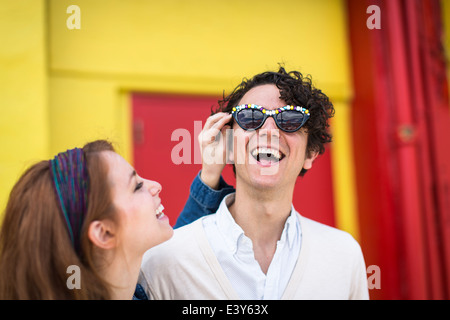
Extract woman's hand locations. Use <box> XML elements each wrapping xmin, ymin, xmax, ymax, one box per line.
<box><xmin>198</xmin><ymin>112</ymin><xmax>232</xmax><ymax>189</ymax></box>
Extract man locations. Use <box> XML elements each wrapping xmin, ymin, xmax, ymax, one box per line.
<box><xmin>139</xmin><ymin>67</ymin><xmax>369</xmax><ymax>299</ymax></box>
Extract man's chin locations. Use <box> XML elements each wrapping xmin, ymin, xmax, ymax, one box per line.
<box><xmin>246</xmin><ymin>168</ymin><xmax>284</xmax><ymax>189</ymax></box>
<box><xmin>247</xmin><ymin>157</ymin><xmax>282</xmax><ymax>176</ymax></box>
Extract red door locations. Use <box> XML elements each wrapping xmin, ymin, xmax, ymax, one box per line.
<box><xmin>132</xmin><ymin>93</ymin><xmax>218</xmax><ymax>225</ymax></box>
<box><xmin>132</xmin><ymin>93</ymin><xmax>335</xmax><ymax>228</ymax></box>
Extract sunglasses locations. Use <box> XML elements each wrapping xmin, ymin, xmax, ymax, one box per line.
<box><xmin>231</xmin><ymin>104</ymin><xmax>310</xmax><ymax>133</ymax></box>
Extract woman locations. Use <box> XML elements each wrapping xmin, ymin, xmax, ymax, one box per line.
<box><xmin>0</xmin><ymin>140</ymin><xmax>173</xmax><ymax>299</ymax></box>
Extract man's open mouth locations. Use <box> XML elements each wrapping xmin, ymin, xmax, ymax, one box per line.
<box><xmin>250</xmin><ymin>147</ymin><xmax>285</xmax><ymax>163</ymax></box>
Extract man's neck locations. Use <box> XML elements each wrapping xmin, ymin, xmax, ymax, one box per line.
<box><xmin>228</xmin><ymin>183</ymin><xmax>294</xmax><ymax>273</ymax></box>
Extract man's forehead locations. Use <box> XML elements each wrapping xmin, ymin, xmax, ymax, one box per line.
<box><xmin>239</xmin><ymin>84</ymin><xmax>285</xmax><ymax>107</ymax></box>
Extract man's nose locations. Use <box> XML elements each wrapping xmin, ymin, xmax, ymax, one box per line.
<box><xmin>258</xmin><ymin>116</ymin><xmax>280</xmax><ymax>147</ymax></box>
<box><xmin>259</xmin><ymin>116</ymin><xmax>280</xmax><ymax>137</ymax></box>
<box><xmin>262</xmin><ymin>116</ymin><xmax>277</xmax><ymax>130</ymax></box>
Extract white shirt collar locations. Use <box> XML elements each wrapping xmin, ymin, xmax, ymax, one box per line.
<box><xmin>215</xmin><ymin>193</ymin><xmax>300</xmax><ymax>254</ymax></box>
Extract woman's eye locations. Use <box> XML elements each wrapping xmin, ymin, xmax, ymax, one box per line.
<box><xmin>134</xmin><ymin>182</ymin><xmax>144</xmax><ymax>192</ymax></box>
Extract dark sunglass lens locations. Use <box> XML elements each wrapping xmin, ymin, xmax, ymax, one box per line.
<box><xmin>236</xmin><ymin>109</ymin><xmax>264</xmax><ymax>130</ymax></box>
<box><xmin>275</xmin><ymin>110</ymin><xmax>305</xmax><ymax>132</ymax></box>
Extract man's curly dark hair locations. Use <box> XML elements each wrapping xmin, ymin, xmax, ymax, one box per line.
<box><xmin>213</xmin><ymin>66</ymin><xmax>335</xmax><ymax>176</ymax></box>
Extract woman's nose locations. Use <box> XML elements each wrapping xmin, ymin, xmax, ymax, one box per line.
<box><xmin>147</xmin><ymin>180</ymin><xmax>162</xmax><ymax>196</ymax></box>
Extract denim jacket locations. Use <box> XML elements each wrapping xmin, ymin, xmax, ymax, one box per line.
<box><xmin>174</xmin><ymin>171</ymin><xmax>236</xmax><ymax>229</ymax></box>
<box><xmin>133</xmin><ymin>171</ymin><xmax>235</xmax><ymax>299</ymax></box>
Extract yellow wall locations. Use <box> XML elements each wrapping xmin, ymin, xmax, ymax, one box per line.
<box><xmin>1</xmin><ymin>0</ymin><xmax>358</xmax><ymax>237</ymax></box>
<box><xmin>48</xmin><ymin>0</ymin><xmax>352</xmax><ymax>153</ymax></box>
<box><xmin>0</xmin><ymin>0</ymin><xmax>48</xmax><ymax>211</ymax></box>
<box><xmin>330</xmin><ymin>102</ymin><xmax>359</xmax><ymax>240</ymax></box>
<box><xmin>49</xmin><ymin>0</ymin><xmax>351</xmax><ymax>96</ymax></box>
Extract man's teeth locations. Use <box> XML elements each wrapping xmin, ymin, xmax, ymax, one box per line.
<box><xmin>251</xmin><ymin>147</ymin><xmax>282</xmax><ymax>160</ymax></box>
<box><xmin>155</xmin><ymin>204</ymin><xmax>165</xmax><ymax>218</ymax></box>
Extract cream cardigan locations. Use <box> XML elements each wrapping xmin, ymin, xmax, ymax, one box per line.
<box><xmin>139</xmin><ymin>214</ymin><xmax>369</xmax><ymax>300</ymax></box>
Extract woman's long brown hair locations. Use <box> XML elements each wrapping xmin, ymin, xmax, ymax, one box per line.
<box><xmin>0</xmin><ymin>140</ymin><xmax>117</xmax><ymax>299</ymax></box>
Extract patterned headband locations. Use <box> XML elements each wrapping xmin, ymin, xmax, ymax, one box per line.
<box><xmin>49</xmin><ymin>148</ymin><xmax>89</xmax><ymax>255</ymax></box>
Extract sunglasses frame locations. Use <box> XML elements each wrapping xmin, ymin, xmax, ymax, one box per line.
<box><xmin>231</xmin><ymin>104</ymin><xmax>310</xmax><ymax>133</ymax></box>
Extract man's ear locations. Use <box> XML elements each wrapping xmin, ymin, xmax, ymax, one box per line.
<box><xmin>303</xmin><ymin>151</ymin><xmax>319</xmax><ymax>171</ymax></box>
<box><xmin>88</xmin><ymin>220</ymin><xmax>117</xmax><ymax>250</ymax></box>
